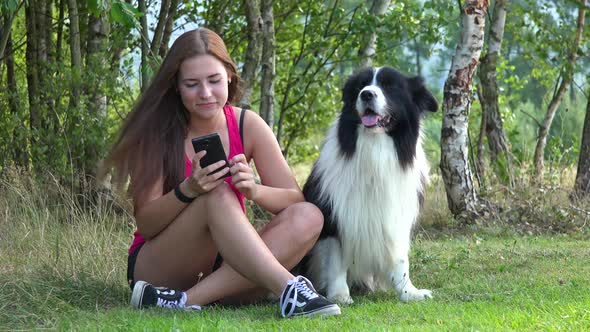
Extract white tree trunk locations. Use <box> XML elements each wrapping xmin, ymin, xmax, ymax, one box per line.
<box><xmin>67</xmin><ymin>0</ymin><xmax>82</xmax><ymax>108</ymax></box>
<box><xmin>241</xmin><ymin>0</ymin><xmax>262</xmax><ymax>109</ymax></box>
<box><xmin>87</xmin><ymin>13</ymin><xmax>109</xmax><ymax>119</ymax></box>
<box><xmin>259</xmin><ymin>0</ymin><xmax>275</xmax><ymax>129</ymax></box>
<box><xmin>359</xmin><ymin>0</ymin><xmax>391</xmax><ymax>68</ymax></box>
<box><xmin>478</xmin><ymin>0</ymin><xmax>512</xmax><ymax>186</ymax></box>
<box><xmin>440</xmin><ymin>0</ymin><xmax>487</xmax><ymax>216</ymax></box>
<box><xmin>138</xmin><ymin>0</ymin><xmax>149</xmax><ymax>91</ymax></box>
<box><xmin>487</xmin><ymin>0</ymin><xmax>507</xmax><ymax>56</ymax></box>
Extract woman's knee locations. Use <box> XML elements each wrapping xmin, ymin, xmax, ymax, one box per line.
<box><xmin>285</xmin><ymin>202</ymin><xmax>324</xmax><ymax>239</ymax></box>
<box><xmin>191</xmin><ymin>183</ymin><xmax>246</xmax><ymax>228</ymax></box>
<box><xmin>200</xmin><ymin>183</ymin><xmax>238</xmax><ymax>209</ymax></box>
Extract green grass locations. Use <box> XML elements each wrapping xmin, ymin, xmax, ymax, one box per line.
<box><xmin>1</xmin><ymin>174</ymin><xmax>590</xmax><ymax>331</ymax></box>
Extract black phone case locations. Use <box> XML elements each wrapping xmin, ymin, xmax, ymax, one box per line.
<box><xmin>191</xmin><ymin>133</ymin><xmax>229</xmax><ymax>176</ymax></box>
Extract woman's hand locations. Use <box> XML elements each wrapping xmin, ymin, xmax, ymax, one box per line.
<box><xmin>229</xmin><ymin>154</ymin><xmax>258</xmax><ymax>200</ymax></box>
<box><xmin>183</xmin><ymin>150</ymin><xmax>230</xmax><ymax>196</ymax></box>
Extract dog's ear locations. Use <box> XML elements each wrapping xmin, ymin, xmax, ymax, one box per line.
<box><xmin>408</xmin><ymin>76</ymin><xmax>438</xmax><ymax>113</ymax></box>
<box><xmin>341</xmin><ymin>75</ymin><xmax>358</xmax><ymax>107</ymax></box>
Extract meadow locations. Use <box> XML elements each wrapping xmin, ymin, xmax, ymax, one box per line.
<box><xmin>1</xmin><ymin>170</ymin><xmax>589</xmax><ymax>331</ymax></box>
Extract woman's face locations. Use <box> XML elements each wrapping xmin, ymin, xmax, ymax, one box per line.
<box><xmin>177</xmin><ymin>54</ymin><xmax>230</xmax><ymax>119</ymax></box>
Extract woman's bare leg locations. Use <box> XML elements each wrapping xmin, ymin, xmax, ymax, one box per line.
<box><xmin>199</xmin><ymin>185</ymin><xmax>294</xmax><ymax>295</ymax></box>
<box><xmin>185</xmin><ymin>200</ymin><xmax>322</xmax><ymax>305</ymax></box>
<box><xmin>133</xmin><ymin>184</ymin><xmax>323</xmax><ymax>304</ymax></box>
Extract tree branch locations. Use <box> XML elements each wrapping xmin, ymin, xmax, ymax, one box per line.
<box><xmin>519</xmin><ymin>108</ymin><xmax>543</xmax><ymax>128</ymax></box>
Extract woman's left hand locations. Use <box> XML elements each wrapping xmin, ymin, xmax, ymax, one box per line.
<box><xmin>229</xmin><ymin>154</ymin><xmax>258</xmax><ymax>200</ymax></box>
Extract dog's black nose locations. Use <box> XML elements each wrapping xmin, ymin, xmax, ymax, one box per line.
<box><xmin>360</xmin><ymin>90</ymin><xmax>376</xmax><ymax>102</ymax></box>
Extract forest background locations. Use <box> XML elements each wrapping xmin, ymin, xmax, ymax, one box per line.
<box><xmin>1</xmin><ymin>0</ymin><xmax>590</xmax><ymax>227</ymax></box>
<box><xmin>0</xmin><ymin>0</ymin><xmax>590</xmax><ymax>215</ymax></box>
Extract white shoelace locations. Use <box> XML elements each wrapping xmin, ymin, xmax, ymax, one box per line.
<box><xmin>280</xmin><ymin>276</ymin><xmax>319</xmax><ymax>317</ymax></box>
<box><xmin>156</xmin><ymin>291</ymin><xmax>202</xmax><ymax>310</ymax></box>
<box><xmin>156</xmin><ymin>291</ymin><xmax>186</xmax><ymax>308</ymax></box>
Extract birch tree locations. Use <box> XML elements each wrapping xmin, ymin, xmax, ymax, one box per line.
<box><xmin>85</xmin><ymin>9</ymin><xmax>110</xmax><ymax>175</ymax></box>
<box><xmin>478</xmin><ymin>0</ymin><xmax>512</xmax><ymax>186</ymax></box>
<box><xmin>67</xmin><ymin>0</ymin><xmax>82</xmax><ymax>109</ymax></box>
<box><xmin>440</xmin><ymin>0</ymin><xmax>487</xmax><ymax>217</ymax></box>
<box><xmin>259</xmin><ymin>0</ymin><xmax>275</xmax><ymax>128</ymax></box>
<box><xmin>138</xmin><ymin>0</ymin><xmax>149</xmax><ymax>91</ymax></box>
<box><xmin>241</xmin><ymin>0</ymin><xmax>262</xmax><ymax>109</ymax></box>
<box><xmin>358</xmin><ymin>0</ymin><xmax>390</xmax><ymax>68</ymax></box>
<box><xmin>533</xmin><ymin>0</ymin><xmax>586</xmax><ymax>182</ymax></box>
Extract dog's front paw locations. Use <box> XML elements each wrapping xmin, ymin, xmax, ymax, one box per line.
<box><xmin>399</xmin><ymin>288</ymin><xmax>433</xmax><ymax>302</ymax></box>
<box><xmin>329</xmin><ymin>293</ymin><xmax>354</xmax><ymax>305</ymax></box>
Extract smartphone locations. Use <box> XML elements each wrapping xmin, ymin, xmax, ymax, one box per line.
<box><xmin>191</xmin><ymin>133</ymin><xmax>229</xmax><ymax>177</ymax></box>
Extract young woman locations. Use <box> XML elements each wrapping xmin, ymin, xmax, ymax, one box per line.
<box><xmin>101</xmin><ymin>28</ymin><xmax>340</xmax><ymax>318</ymax></box>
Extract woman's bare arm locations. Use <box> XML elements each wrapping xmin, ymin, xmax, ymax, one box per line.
<box><xmin>239</xmin><ymin>110</ymin><xmax>304</xmax><ymax>214</ymax></box>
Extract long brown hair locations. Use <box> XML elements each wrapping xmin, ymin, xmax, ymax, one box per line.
<box><xmin>101</xmin><ymin>28</ymin><xmax>242</xmax><ymax>207</ymax></box>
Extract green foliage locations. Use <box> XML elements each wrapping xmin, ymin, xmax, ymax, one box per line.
<box><xmin>109</xmin><ymin>0</ymin><xmax>142</xmax><ymax>28</ymax></box>
<box><xmin>0</xmin><ymin>0</ymin><xmax>142</xmax><ymax>183</ymax></box>
<box><xmin>270</xmin><ymin>1</ymin><xmax>361</xmax><ymax>160</ymax></box>
<box><xmin>0</xmin><ymin>0</ymin><xmax>19</xmax><ymax>16</ymax></box>
<box><xmin>494</xmin><ymin>152</ymin><xmax>511</xmax><ymax>184</ymax></box>
<box><xmin>374</xmin><ymin>0</ymin><xmax>455</xmax><ymax>73</ymax></box>
<box><xmin>266</xmin><ymin>0</ymin><xmax>454</xmax><ymax>162</ymax></box>
<box><xmin>87</xmin><ymin>0</ymin><xmax>109</xmax><ymax>16</ymax></box>
<box><xmin>545</xmin><ymin>98</ymin><xmax>584</xmax><ymax>167</ymax></box>
<box><xmin>0</xmin><ymin>0</ymin><xmax>588</xmax><ymax>194</ymax></box>
<box><xmin>422</xmin><ymin>107</ymin><xmax>444</xmax><ymax>166</ymax></box>
<box><xmin>497</xmin><ymin>95</ymin><xmax>586</xmax><ymax>169</ymax></box>
<box><xmin>504</xmin><ymin>0</ymin><xmax>582</xmax><ymax>108</ymax></box>
<box><xmin>86</xmin><ymin>0</ymin><xmax>142</xmax><ymax>27</ymax></box>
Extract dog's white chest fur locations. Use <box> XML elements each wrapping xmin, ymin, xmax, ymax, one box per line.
<box><xmin>313</xmin><ymin>123</ymin><xmax>428</xmax><ymax>284</ymax></box>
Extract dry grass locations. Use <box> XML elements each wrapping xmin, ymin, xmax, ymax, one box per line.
<box><xmin>0</xmin><ymin>167</ymin><xmax>588</xmax><ymax>330</ymax></box>
<box><xmin>289</xmin><ymin>161</ymin><xmax>590</xmax><ymax>236</ymax></box>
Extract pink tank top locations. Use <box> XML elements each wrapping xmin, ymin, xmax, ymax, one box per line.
<box><xmin>128</xmin><ymin>105</ymin><xmax>245</xmax><ymax>254</ymax></box>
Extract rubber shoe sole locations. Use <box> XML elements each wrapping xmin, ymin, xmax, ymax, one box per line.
<box><xmin>130</xmin><ymin>280</ymin><xmax>149</xmax><ymax>309</ymax></box>
<box><xmin>290</xmin><ymin>304</ymin><xmax>341</xmax><ymax>318</ymax></box>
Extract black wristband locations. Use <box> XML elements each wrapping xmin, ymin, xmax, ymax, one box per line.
<box><xmin>174</xmin><ymin>183</ymin><xmax>196</xmax><ymax>203</ymax></box>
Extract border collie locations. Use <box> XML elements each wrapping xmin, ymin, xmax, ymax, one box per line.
<box><xmin>301</xmin><ymin>67</ymin><xmax>438</xmax><ymax>304</ymax></box>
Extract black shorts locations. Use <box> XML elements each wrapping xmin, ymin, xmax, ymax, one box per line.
<box><xmin>126</xmin><ymin>243</ymin><xmax>224</xmax><ymax>290</ymax></box>
<box><xmin>127</xmin><ymin>243</ymin><xmax>144</xmax><ymax>290</ymax></box>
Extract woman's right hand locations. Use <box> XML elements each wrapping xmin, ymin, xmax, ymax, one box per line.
<box><xmin>183</xmin><ymin>150</ymin><xmax>230</xmax><ymax>196</ymax></box>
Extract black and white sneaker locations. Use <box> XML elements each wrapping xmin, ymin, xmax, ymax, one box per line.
<box><xmin>130</xmin><ymin>280</ymin><xmax>202</xmax><ymax>310</ymax></box>
<box><xmin>279</xmin><ymin>276</ymin><xmax>341</xmax><ymax>318</ymax></box>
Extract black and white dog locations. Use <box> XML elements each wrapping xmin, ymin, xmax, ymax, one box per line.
<box><xmin>301</xmin><ymin>67</ymin><xmax>438</xmax><ymax>304</ymax></box>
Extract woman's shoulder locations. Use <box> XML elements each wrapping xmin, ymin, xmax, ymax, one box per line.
<box><xmin>230</xmin><ymin>106</ymin><xmax>265</xmax><ymax>127</ymax></box>
<box><xmin>231</xmin><ymin>106</ymin><xmax>275</xmax><ymax>151</ymax></box>
<box><xmin>230</xmin><ymin>105</ymin><xmax>243</xmax><ymax>120</ymax></box>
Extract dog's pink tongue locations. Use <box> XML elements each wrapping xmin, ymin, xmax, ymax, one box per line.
<box><xmin>361</xmin><ymin>114</ymin><xmax>381</xmax><ymax>126</ymax></box>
